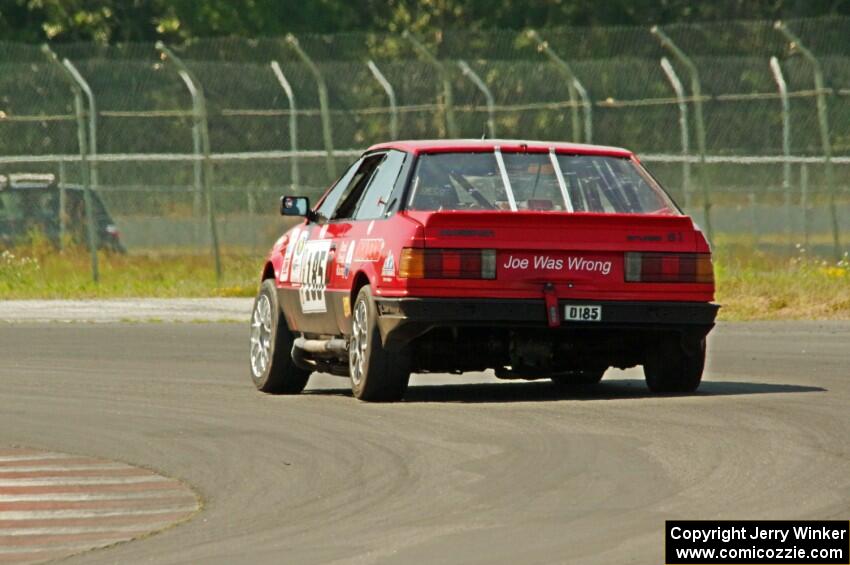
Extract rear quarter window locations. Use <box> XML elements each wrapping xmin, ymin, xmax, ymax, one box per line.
<box><xmin>354</xmin><ymin>150</ymin><xmax>407</xmax><ymax>220</ymax></box>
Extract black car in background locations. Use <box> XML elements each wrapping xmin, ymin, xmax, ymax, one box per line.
<box><xmin>0</xmin><ymin>174</ymin><xmax>125</xmax><ymax>252</ymax></box>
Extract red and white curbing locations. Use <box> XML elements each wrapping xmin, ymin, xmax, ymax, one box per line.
<box><xmin>0</xmin><ymin>448</ymin><xmax>199</xmax><ymax>564</ymax></box>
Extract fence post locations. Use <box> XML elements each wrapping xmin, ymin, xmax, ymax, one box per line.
<box><xmin>42</xmin><ymin>44</ymin><xmax>99</xmax><ymax>283</ymax></box>
<box><xmin>247</xmin><ymin>188</ymin><xmax>257</xmax><ymax>252</ymax></box>
<box><xmin>775</xmin><ymin>21</ymin><xmax>840</xmax><ymax>259</ymax></box>
<box><xmin>156</xmin><ymin>42</ymin><xmax>222</xmax><ymax>282</ymax></box>
<box><xmin>286</xmin><ymin>34</ymin><xmax>336</xmax><ymax>181</ymax></box>
<box><xmin>58</xmin><ymin>160</ymin><xmax>67</xmax><ymax>251</ymax></box>
<box><xmin>185</xmin><ymin>85</ymin><xmax>203</xmax><ymax>218</ymax></box>
<box><xmin>367</xmin><ymin>60</ymin><xmax>399</xmax><ymax>140</ymax></box>
<box><xmin>270</xmin><ymin>61</ymin><xmax>300</xmax><ymax>191</ymax></box>
<box><xmin>403</xmin><ymin>31</ymin><xmax>458</xmax><ymax>138</ymax></box>
<box><xmin>800</xmin><ymin>163</ymin><xmax>810</xmax><ymax>248</ymax></box>
<box><xmin>61</xmin><ymin>59</ymin><xmax>98</xmax><ymax>190</ymax></box>
<box><xmin>527</xmin><ymin>30</ymin><xmax>592</xmax><ymax>143</ymax></box>
<box><xmin>769</xmin><ymin>56</ymin><xmax>793</xmax><ymax>250</ymax></box>
<box><xmin>660</xmin><ymin>57</ymin><xmax>692</xmax><ymax>212</ymax></box>
<box><xmin>160</xmin><ymin>49</ymin><xmax>201</xmax><ymax>221</ymax></box>
<box><xmin>457</xmin><ymin>60</ymin><xmax>495</xmax><ymax>138</ymax></box>
<box><xmin>652</xmin><ymin>26</ymin><xmax>712</xmax><ymax>243</ymax></box>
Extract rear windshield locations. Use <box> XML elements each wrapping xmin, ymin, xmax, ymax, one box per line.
<box><xmin>407</xmin><ymin>151</ymin><xmax>678</xmax><ymax>214</ymax></box>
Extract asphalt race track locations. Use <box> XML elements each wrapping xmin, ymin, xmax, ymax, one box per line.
<box><xmin>1</xmin><ymin>321</ymin><xmax>849</xmax><ymax>564</ymax></box>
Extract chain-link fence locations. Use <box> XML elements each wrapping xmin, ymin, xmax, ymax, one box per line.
<box><xmin>2</xmin><ymin>16</ymin><xmax>850</xmax><ymax>278</ymax></box>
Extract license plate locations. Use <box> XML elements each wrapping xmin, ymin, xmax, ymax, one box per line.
<box><xmin>564</xmin><ymin>305</ymin><xmax>601</xmax><ymax>322</ymax></box>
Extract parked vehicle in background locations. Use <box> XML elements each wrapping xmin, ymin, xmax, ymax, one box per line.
<box><xmin>0</xmin><ymin>173</ymin><xmax>125</xmax><ymax>252</ymax></box>
<box><xmin>250</xmin><ymin>139</ymin><xmax>718</xmax><ymax>402</ymax></box>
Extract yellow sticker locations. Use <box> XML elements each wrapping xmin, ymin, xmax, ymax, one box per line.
<box><xmin>342</xmin><ymin>296</ymin><xmax>351</xmax><ymax>317</ymax></box>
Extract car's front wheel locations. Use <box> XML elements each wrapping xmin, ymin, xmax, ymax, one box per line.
<box><xmin>643</xmin><ymin>337</ymin><xmax>705</xmax><ymax>394</ymax></box>
<box><xmin>249</xmin><ymin>279</ymin><xmax>311</xmax><ymax>394</ymax></box>
<box><xmin>349</xmin><ymin>285</ymin><xmax>410</xmax><ymax>402</ymax></box>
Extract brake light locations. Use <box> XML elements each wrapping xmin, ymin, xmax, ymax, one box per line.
<box><xmin>399</xmin><ymin>248</ymin><xmax>496</xmax><ymax>280</ymax></box>
<box><xmin>625</xmin><ymin>252</ymin><xmax>713</xmax><ymax>283</ymax></box>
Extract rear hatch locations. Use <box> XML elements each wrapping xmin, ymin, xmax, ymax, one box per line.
<box><xmin>398</xmin><ymin>147</ymin><xmax>713</xmax><ymax>302</ymax></box>
<box><xmin>404</xmin><ymin>210</ymin><xmax>713</xmax><ymax>302</ymax></box>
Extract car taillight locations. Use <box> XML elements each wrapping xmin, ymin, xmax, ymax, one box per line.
<box><xmin>399</xmin><ymin>248</ymin><xmax>496</xmax><ymax>280</ymax></box>
<box><xmin>625</xmin><ymin>252</ymin><xmax>713</xmax><ymax>283</ymax></box>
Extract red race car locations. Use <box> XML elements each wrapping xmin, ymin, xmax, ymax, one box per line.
<box><xmin>250</xmin><ymin>140</ymin><xmax>717</xmax><ymax>401</ymax></box>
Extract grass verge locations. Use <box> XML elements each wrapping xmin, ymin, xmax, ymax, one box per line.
<box><xmin>0</xmin><ymin>242</ymin><xmax>258</xmax><ymax>299</ymax></box>
<box><xmin>714</xmin><ymin>244</ymin><xmax>850</xmax><ymax>320</ymax></box>
<box><xmin>1</xmin><ymin>238</ymin><xmax>848</xmax><ymax>321</ymax></box>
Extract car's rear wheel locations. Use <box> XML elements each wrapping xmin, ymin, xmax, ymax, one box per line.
<box><xmin>250</xmin><ymin>279</ymin><xmax>311</xmax><ymax>394</ymax></box>
<box><xmin>349</xmin><ymin>285</ymin><xmax>410</xmax><ymax>402</ymax></box>
<box><xmin>550</xmin><ymin>368</ymin><xmax>606</xmax><ymax>387</ymax></box>
<box><xmin>643</xmin><ymin>337</ymin><xmax>705</xmax><ymax>394</ymax></box>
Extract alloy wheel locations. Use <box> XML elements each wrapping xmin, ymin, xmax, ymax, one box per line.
<box><xmin>349</xmin><ymin>299</ymin><xmax>368</xmax><ymax>385</ymax></box>
<box><xmin>250</xmin><ymin>294</ymin><xmax>273</xmax><ymax>377</ymax></box>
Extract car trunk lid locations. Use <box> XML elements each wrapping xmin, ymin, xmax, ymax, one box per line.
<box><xmin>403</xmin><ymin>210</ymin><xmax>710</xmax><ymax>301</ymax></box>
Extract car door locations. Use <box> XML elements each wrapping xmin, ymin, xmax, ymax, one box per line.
<box><xmin>281</xmin><ymin>153</ymin><xmax>385</xmax><ymax>335</ymax></box>
<box><xmin>326</xmin><ymin>150</ymin><xmax>410</xmax><ymax>335</ymax></box>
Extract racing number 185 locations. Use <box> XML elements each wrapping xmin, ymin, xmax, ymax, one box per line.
<box><xmin>305</xmin><ymin>249</ymin><xmax>327</xmax><ymax>301</ymax></box>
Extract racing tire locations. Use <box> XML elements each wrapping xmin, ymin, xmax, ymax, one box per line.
<box><xmin>550</xmin><ymin>368</ymin><xmax>606</xmax><ymax>387</ymax></box>
<box><xmin>349</xmin><ymin>285</ymin><xmax>411</xmax><ymax>402</ymax></box>
<box><xmin>249</xmin><ymin>279</ymin><xmax>311</xmax><ymax>394</ymax></box>
<box><xmin>643</xmin><ymin>337</ymin><xmax>705</xmax><ymax>394</ymax></box>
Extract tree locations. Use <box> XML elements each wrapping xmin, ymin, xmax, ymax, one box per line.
<box><xmin>0</xmin><ymin>0</ymin><xmax>848</xmax><ymax>44</ymax></box>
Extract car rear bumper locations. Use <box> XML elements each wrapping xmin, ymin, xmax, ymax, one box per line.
<box><xmin>374</xmin><ymin>297</ymin><xmax>719</xmax><ymax>348</ymax></box>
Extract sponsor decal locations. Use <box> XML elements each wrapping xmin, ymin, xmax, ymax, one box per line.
<box><xmin>342</xmin><ymin>296</ymin><xmax>351</xmax><ymax>317</ymax></box>
<box><xmin>278</xmin><ymin>228</ymin><xmax>301</xmax><ymax>283</ymax></box>
<box><xmin>343</xmin><ymin>240</ymin><xmax>356</xmax><ymax>278</ymax></box>
<box><xmin>354</xmin><ymin>238</ymin><xmax>384</xmax><ymax>262</ymax></box>
<box><xmin>299</xmin><ymin>239</ymin><xmax>332</xmax><ymax>314</ymax></box>
<box><xmin>335</xmin><ymin>240</ymin><xmax>350</xmax><ymax>278</ymax></box>
<box><xmin>382</xmin><ymin>251</ymin><xmax>395</xmax><ymax>277</ymax></box>
<box><xmin>500</xmin><ymin>254</ymin><xmax>613</xmax><ymax>276</ymax></box>
<box><xmin>289</xmin><ymin>230</ymin><xmax>310</xmax><ymax>284</ymax></box>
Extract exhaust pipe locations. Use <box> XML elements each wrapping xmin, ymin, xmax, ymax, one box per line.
<box><xmin>293</xmin><ymin>336</ymin><xmax>348</xmax><ymax>354</ymax></box>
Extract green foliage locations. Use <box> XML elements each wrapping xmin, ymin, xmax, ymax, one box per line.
<box><xmin>0</xmin><ymin>249</ymin><xmax>40</xmax><ymax>288</ymax></box>
<box><xmin>2</xmin><ymin>0</ymin><xmax>850</xmax><ymax>44</ymax></box>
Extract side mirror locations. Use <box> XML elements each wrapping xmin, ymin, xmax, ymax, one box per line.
<box><xmin>280</xmin><ymin>196</ymin><xmax>310</xmax><ymax>217</ymax></box>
